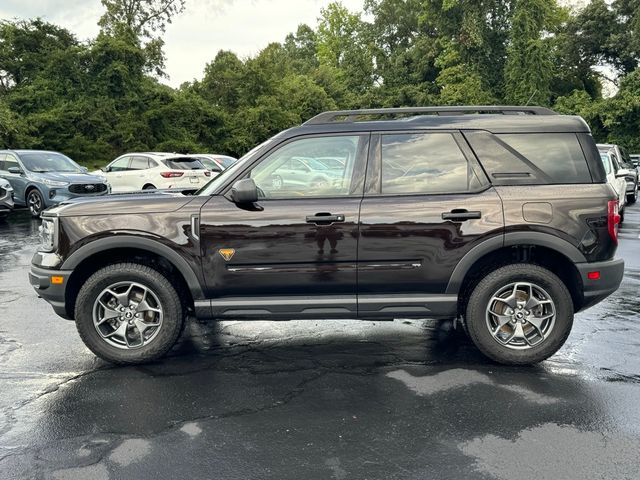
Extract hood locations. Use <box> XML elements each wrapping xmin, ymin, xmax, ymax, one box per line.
<box><xmin>30</xmin><ymin>171</ymin><xmax>106</xmax><ymax>184</ymax></box>
<box><xmin>45</xmin><ymin>190</ymin><xmax>198</xmax><ymax>217</ymax></box>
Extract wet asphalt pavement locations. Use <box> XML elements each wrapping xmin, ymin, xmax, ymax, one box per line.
<box><xmin>1</xmin><ymin>208</ymin><xmax>640</xmax><ymax>480</ymax></box>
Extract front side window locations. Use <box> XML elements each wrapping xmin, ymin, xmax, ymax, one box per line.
<box><xmin>109</xmin><ymin>157</ymin><xmax>131</xmax><ymax>172</ymax></box>
<box><xmin>250</xmin><ymin>136</ymin><xmax>361</xmax><ymax>199</ymax></box>
<box><xmin>380</xmin><ymin>133</ymin><xmax>478</xmax><ymax>194</ymax></box>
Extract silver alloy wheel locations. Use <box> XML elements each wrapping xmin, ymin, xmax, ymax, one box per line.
<box><xmin>92</xmin><ymin>281</ymin><xmax>163</xmax><ymax>349</ymax></box>
<box><xmin>485</xmin><ymin>282</ymin><xmax>556</xmax><ymax>350</ymax></box>
<box><xmin>28</xmin><ymin>191</ymin><xmax>42</xmax><ymax>216</ymax></box>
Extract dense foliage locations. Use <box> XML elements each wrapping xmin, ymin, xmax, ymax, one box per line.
<box><xmin>1</xmin><ymin>0</ymin><xmax>640</xmax><ymax>167</ymax></box>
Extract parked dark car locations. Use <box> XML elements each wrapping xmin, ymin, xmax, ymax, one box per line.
<box><xmin>0</xmin><ymin>177</ymin><xmax>14</xmax><ymax>219</ymax></box>
<box><xmin>598</xmin><ymin>144</ymin><xmax>638</xmax><ymax>204</ymax></box>
<box><xmin>29</xmin><ymin>106</ymin><xmax>624</xmax><ymax>366</ymax></box>
<box><xmin>0</xmin><ymin>150</ymin><xmax>109</xmax><ymax>217</ymax></box>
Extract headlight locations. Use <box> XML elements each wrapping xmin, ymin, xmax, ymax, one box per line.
<box><xmin>42</xmin><ymin>178</ymin><xmax>69</xmax><ymax>187</ymax></box>
<box><xmin>39</xmin><ymin>217</ymin><xmax>58</xmax><ymax>252</ymax></box>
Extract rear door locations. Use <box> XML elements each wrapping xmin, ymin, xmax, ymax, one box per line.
<box><xmin>357</xmin><ymin>131</ymin><xmax>504</xmax><ymax>318</ymax></box>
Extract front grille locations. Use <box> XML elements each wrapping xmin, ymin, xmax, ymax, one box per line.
<box><xmin>68</xmin><ymin>183</ymin><xmax>108</xmax><ymax>195</ymax></box>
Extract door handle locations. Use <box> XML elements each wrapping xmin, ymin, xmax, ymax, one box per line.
<box><xmin>441</xmin><ymin>209</ymin><xmax>482</xmax><ymax>221</ymax></box>
<box><xmin>306</xmin><ymin>212</ymin><xmax>345</xmax><ymax>225</ymax></box>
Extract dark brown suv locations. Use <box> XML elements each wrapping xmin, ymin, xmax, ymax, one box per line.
<box><xmin>29</xmin><ymin>106</ymin><xmax>624</xmax><ymax>365</ymax></box>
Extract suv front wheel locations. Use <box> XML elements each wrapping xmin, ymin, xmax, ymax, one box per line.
<box><xmin>75</xmin><ymin>263</ymin><xmax>185</xmax><ymax>364</ymax></box>
<box><xmin>465</xmin><ymin>264</ymin><xmax>573</xmax><ymax>365</ymax></box>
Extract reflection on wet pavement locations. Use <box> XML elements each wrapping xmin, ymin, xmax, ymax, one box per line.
<box><xmin>1</xmin><ymin>208</ymin><xmax>640</xmax><ymax>479</ymax></box>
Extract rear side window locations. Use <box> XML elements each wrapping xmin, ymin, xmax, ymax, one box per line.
<box><xmin>465</xmin><ymin>132</ymin><xmax>592</xmax><ymax>185</ymax></box>
<box><xmin>162</xmin><ymin>158</ymin><xmax>205</xmax><ymax>170</ymax></box>
<box><xmin>380</xmin><ymin>133</ymin><xmax>481</xmax><ymax>194</ymax></box>
<box><xmin>130</xmin><ymin>157</ymin><xmax>151</xmax><ymax>170</ymax></box>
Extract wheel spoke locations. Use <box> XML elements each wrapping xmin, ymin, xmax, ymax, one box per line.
<box><xmin>491</xmin><ymin>314</ymin><xmax>512</xmax><ymax>333</ymax></box>
<box><xmin>103</xmin><ymin>321</ymin><xmax>128</xmax><ymax>340</ymax></box>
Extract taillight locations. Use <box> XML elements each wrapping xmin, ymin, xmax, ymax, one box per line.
<box><xmin>607</xmin><ymin>200</ymin><xmax>621</xmax><ymax>245</ymax></box>
<box><xmin>160</xmin><ymin>171</ymin><xmax>184</xmax><ymax>178</ymax></box>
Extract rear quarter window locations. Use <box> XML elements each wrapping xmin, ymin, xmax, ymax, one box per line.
<box><xmin>465</xmin><ymin>132</ymin><xmax>592</xmax><ymax>185</ymax></box>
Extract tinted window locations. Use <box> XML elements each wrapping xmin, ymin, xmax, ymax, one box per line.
<box><xmin>162</xmin><ymin>158</ymin><xmax>205</xmax><ymax>170</ymax></box>
<box><xmin>467</xmin><ymin>132</ymin><xmax>591</xmax><ymax>184</ymax></box>
<box><xmin>130</xmin><ymin>156</ymin><xmax>150</xmax><ymax>170</ymax></box>
<box><xmin>381</xmin><ymin>133</ymin><xmax>477</xmax><ymax>194</ymax></box>
<box><xmin>250</xmin><ymin>136</ymin><xmax>362</xmax><ymax>199</ymax></box>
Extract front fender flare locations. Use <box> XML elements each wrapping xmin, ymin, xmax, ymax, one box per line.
<box><xmin>61</xmin><ymin>235</ymin><xmax>204</xmax><ymax>299</ymax></box>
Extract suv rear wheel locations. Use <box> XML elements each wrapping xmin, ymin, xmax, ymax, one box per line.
<box><xmin>75</xmin><ymin>263</ymin><xmax>184</xmax><ymax>364</ymax></box>
<box><xmin>465</xmin><ymin>264</ymin><xmax>573</xmax><ymax>365</ymax></box>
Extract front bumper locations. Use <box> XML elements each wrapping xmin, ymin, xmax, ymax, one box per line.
<box><xmin>29</xmin><ymin>264</ymin><xmax>73</xmax><ymax>320</ymax></box>
<box><xmin>576</xmin><ymin>258</ymin><xmax>625</xmax><ymax>310</ymax></box>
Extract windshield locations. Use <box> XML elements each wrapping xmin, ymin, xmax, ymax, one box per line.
<box><xmin>19</xmin><ymin>152</ymin><xmax>82</xmax><ymax>173</ymax></box>
<box><xmin>218</xmin><ymin>157</ymin><xmax>236</xmax><ymax>168</ymax></box>
<box><xmin>196</xmin><ymin>140</ymin><xmax>272</xmax><ymax>195</ymax></box>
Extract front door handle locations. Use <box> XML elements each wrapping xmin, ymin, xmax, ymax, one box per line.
<box><xmin>441</xmin><ymin>209</ymin><xmax>482</xmax><ymax>221</ymax></box>
<box><xmin>306</xmin><ymin>212</ymin><xmax>345</xmax><ymax>225</ymax></box>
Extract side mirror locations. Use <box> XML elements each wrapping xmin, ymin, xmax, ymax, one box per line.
<box><xmin>230</xmin><ymin>178</ymin><xmax>258</xmax><ymax>204</ymax></box>
<box><xmin>101</xmin><ymin>167</ymin><xmax>109</xmax><ymax>173</ymax></box>
<box><xmin>616</xmin><ymin>168</ymin><xmax>630</xmax><ymax>178</ymax></box>
<box><xmin>7</xmin><ymin>167</ymin><xmax>22</xmax><ymax>175</ymax></box>
<box><xmin>80</xmin><ymin>166</ymin><xmax>88</xmax><ymax>173</ymax></box>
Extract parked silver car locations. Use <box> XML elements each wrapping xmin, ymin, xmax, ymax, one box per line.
<box><xmin>0</xmin><ymin>177</ymin><xmax>14</xmax><ymax>219</ymax></box>
<box><xmin>598</xmin><ymin>144</ymin><xmax>638</xmax><ymax>204</ymax></box>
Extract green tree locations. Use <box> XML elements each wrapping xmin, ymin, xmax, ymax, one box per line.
<box><xmin>98</xmin><ymin>0</ymin><xmax>186</xmax><ymax>76</ymax></box>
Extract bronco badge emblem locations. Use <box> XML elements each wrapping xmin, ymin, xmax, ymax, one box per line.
<box><xmin>218</xmin><ymin>248</ymin><xmax>235</xmax><ymax>261</ymax></box>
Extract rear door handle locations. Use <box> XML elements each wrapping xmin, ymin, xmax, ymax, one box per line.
<box><xmin>441</xmin><ymin>210</ymin><xmax>482</xmax><ymax>221</ymax></box>
<box><xmin>306</xmin><ymin>213</ymin><xmax>345</xmax><ymax>225</ymax></box>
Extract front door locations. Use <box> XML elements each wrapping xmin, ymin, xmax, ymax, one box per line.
<box><xmin>357</xmin><ymin>131</ymin><xmax>504</xmax><ymax>318</ymax></box>
<box><xmin>199</xmin><ymin>134</ymin><xmax>369</xmax><ymax>319</ymax></box>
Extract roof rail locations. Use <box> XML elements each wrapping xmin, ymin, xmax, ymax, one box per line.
<box><xmin>304</xmin><ymin>106</ymin><xmax>557</xmax><ymax>125</ymax></box>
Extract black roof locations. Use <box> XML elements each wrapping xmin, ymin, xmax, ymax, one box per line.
<box><xmin>293</xmin><ymin>106</ymin><xmax>590</xmax><ymax>135</ymax></box>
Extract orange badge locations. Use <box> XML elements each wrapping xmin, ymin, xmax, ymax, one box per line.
<box><xmin>218</xmin><ymin>248</ymin><xmax>235</xmax><ymax>261</ymax></box>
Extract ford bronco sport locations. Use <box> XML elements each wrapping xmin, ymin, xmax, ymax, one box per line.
<box><xmin>29</xmin><ymin>106</ymin><xmax>624</xmax><ymax>365</ymax></box>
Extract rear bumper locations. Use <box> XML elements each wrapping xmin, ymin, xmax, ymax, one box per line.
<box><xmin>576</xmin><ymin>258</ymin><xmax>624</xmax><ymax>311</ymax></box>
<box><xmin>29</xmin><ymin>264</ymin><xmax>73</xmax><ymax>320</ymax></box>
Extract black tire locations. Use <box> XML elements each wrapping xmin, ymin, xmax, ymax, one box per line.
<box><xmin>620</xmin><ymin>207</ymin><xmax>625</xmax><ymax>224</ymax></box>
<box><xmin>27</xmin><ymin>188</ymin><xmax>44</xmax><ymax>218</ymax></box>
<box><xmin>143</xmin><ymin>184</ymin><xmax>156</xmax><ymax>190</ymax></box>
<box><xmin>75</xmin><ymin>263</ymin><xmax>185</xmax><ymax>364</ymax></box>
<box><xmin>627</xmin><ymin>185</ymin><xmax>637</xmax><ymax>205</ymax></box>
<box><xmin>465</xmin><ymin>264</ymin><xmax>574</xmax><ymax>365</ymax></box>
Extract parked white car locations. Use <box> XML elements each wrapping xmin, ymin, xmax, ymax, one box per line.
<box><xmin>98</xmin><ymin>153</ymin><xmax>211</xmax><ymax>192</ymax></box>
<box><xmin>599</xmin><ymin>150</ymin><xmax>627</xmax><ymax>221</ymax></box>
